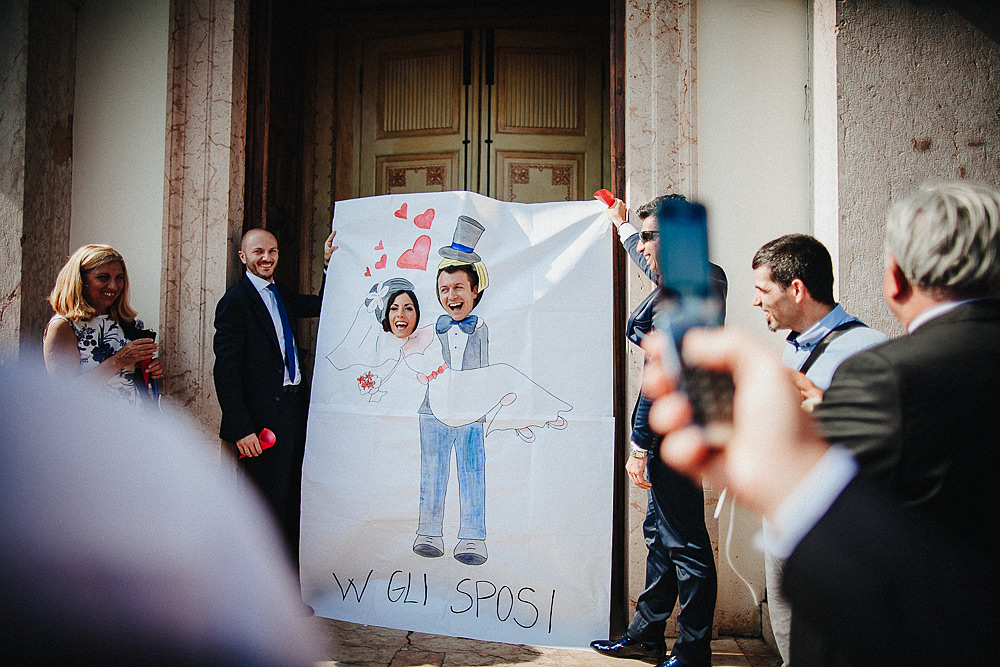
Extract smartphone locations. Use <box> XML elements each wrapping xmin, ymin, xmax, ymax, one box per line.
<box><xmin>652</xmin><ymin>198</ymin><xmax>733</xmax><ymax>443</ymax></box>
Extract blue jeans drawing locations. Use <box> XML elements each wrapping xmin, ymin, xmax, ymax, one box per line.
<box><xmin>417</xmin><ymin>414</ymin><xmax>486</xmax><ymax>540</ymax></box>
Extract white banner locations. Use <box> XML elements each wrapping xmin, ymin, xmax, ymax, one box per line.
<box><xmin>301</xmin><ymin>191</ymin><xmax>614</xmax><ymax>647</ymax></box>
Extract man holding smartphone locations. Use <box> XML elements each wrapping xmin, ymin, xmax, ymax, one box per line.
<box><xmin>590</xmin><ymin>195</ymin><xmax>727</xmax><ymax>667</ymax></box>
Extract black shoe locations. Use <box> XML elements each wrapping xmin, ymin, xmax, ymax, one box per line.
<box><xmin>656</xmin><ymin>657</ymin><xmax>687</xmax><ymax>667</ymax></box>
<box><xmin>590</xmin><ymin>633</ymin><xmax>667</xmax><ymax>661</ymax></box>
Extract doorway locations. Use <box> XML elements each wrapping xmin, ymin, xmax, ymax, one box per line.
<box><xmin>356</xmin><ymin>27</ymin><xmax>605</xmax><ymax>202</ymax></box>
<box><xmin>245</xmin><ymin>0</ymin><xmax>623</xmax><ymax>630</ymax></box>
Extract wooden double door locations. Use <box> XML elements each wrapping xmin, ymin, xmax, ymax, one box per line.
<box><xmin>354</xmin><ymin>28</ymin><xmax>607</xmax><ymax>203</ymax></box>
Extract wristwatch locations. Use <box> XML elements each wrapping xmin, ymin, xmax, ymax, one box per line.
<box><xmin>630</xmin><ymin>447</ymin><xmax>649</xmax><ymax>458</ymax></box>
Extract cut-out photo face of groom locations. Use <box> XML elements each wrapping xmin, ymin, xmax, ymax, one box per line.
<box><xmin>437</xmin><ymin>264</ymin><xmax>480</xmax><ymax>321</ymax></box>
<box><xmin>436</xmin><ymin>215</ymin><xmax>488</xmax><ymax>323</ymax></box>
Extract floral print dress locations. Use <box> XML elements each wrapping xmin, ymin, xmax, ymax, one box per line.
<box><xmin>49</xmin><ymin>314</ymin><xmax>144</xmax><ymax>407</ymax></box>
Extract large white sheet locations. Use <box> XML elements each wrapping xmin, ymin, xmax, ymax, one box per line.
<box><xmin>301</xmin><ymin>191</ymin><xmax>614</xmax><ymax>647</ymax></box>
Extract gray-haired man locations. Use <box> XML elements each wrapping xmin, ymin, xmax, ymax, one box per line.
<box><xmin>799</xmin><ymin>180</ymin><xmax>1000</xmax><ymax>665</ymax></box>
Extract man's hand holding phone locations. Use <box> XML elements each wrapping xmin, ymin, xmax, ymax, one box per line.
<box><xmin>640</xmin><ymin>329</ymin><xmax>829</xmax><ymax>519</ymax></box>
<box><xmin>652</xmin><ymin>198</ymin><xmax>734</xmax><ymax>441</ymax></box>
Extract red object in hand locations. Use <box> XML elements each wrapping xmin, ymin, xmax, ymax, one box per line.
<box><xmin>239</xmin><ymin>428</ymin><xmax>276</xmax><ymax>458</ymax></box>
<box><xmin>593</xmin><ymin>189</ymin><xmax>615</xmax><ymax>207</ymax></box>
<box><xmin>139</xmin><ymin>358</ymin><xmax>151</xmax><ymax>383</ymax></box>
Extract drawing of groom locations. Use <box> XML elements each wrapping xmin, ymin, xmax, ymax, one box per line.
<box><xmin>413</xmin><ymin>215</ymin><xmax>492</xmax><ymax>566</ymax></box>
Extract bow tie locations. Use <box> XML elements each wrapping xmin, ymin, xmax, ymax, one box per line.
<box><xmin>437</xmin><ymin>314</ymin><xmax>477</xmax><ymax>334</ymax></box>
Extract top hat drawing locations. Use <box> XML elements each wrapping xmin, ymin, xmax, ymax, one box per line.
<box><xmin>439</xmin><ymin>215</ymin><xmax>485</xmax><ymax>263</ymax></box>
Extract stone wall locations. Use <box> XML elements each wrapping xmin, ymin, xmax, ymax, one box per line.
<box><xmin>0</xmin><ymin>0</ymin><xmax>28</xmax><ymax>362</ymax></box>
<box><xmin>0</xmin><ymin>0</ymin><xmax>77</xmax><ymax>364</ymax></box>
<box><xmin>837</xmin><ymin>0</ymin><xmax>1000</xmax><ymax>335</ymax></box>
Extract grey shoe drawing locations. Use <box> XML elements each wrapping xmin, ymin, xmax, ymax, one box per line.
<box><xmin>413</xmin><ymin>535</ymin><xmax>445</xmax><ymax>558</ymax></box>
<box><xmin>453</xmin><ymin>539</ymin><xmax>488</xmax><ymax>565</ymax></box>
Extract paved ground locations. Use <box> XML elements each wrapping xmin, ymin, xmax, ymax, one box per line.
<box><xmin>313</xmin><ymin>619</ymin><xmax>781</xmax><ymax>667</ymax></box>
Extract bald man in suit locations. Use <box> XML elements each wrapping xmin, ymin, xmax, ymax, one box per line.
<box><xmin>213</xmin><ymin>228</ymin><xmax>336</xmax><ymax>568</ymax></box>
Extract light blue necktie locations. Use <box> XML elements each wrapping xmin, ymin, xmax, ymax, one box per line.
<box><xmin>266</xmin><ymin>283</ymin><xmax>296</xmax><ymax>383</ymax></box>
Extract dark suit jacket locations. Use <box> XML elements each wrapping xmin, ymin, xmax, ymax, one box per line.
<box><xmin>213</xmin><ymin>275</ymin><xmax>322</xmax><ymax>443</ymax></box>
<box><xmin>621</xmin><ymin>231</ymin><xmax>728</xmax><ymax>449</ymax></box>
<box><xmin>816</xmin><ymin>299</ymin><xmax>1000</xmax><ymax>555</ymax></box>
<box><xmin>783</xmin><ymin>475</ymin><xmax>997</xmax><ymax>666</ymax></box>
<box><xmin>621</xmin><ymin>232</ymin><xmax>728</xmax><ymax>346</ymax></box>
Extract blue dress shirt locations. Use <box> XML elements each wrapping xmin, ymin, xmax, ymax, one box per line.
<box><xmin>781</xmin><ymin>304</ymin><xmax>887</xmax><ymax>390</ymax></box>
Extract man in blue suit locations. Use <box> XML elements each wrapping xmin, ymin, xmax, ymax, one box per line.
<box><xmin>591</xmin><ymin>195</ymin><xmax>726</xmax><ymax>667</ymax></box>
<box><xmin>213</xmin><ymin>227</ymin><xmax>336</xmax><ymax>568</ymax></box>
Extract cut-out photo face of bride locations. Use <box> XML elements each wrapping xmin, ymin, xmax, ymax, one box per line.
<box><xmin>382</xmin><ymin>289</ymin><xmax>420</xmax><ymax>339</ymax></box>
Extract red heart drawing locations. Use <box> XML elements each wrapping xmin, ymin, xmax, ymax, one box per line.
<box><xmin>364</xmin><ymin>267</ymin><xmax>371</xmax><ymax>277</ymax></box>
<box><xmin>374</xmin><ymin>240</ymin><xmax>384</xmax><ymax>250</ymax></box>
<box><xmin>394</xmin><ymin>203</ymin><xmax>408</xmax><ymax>219</ymax></box>
<box><xmin>375</xmin><ymin>254</ymin><xmax>387</xmax><ymax>269</ymax></box>
<box><xmin>414</xmin><ymin>208</ymin><xmax>435</xmax><ymax>229</ymax></box>
<box><xmin>396</xmin><ymin>235</ymin><xmax>431</xmax><ymax>271</ymax></box>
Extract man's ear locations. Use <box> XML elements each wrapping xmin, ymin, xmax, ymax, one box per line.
<box><xmin>789</xmin><ymin>278</ymin><xmax>808</xmax><ymax>303</ymax></box>
<box><xmin>883</xmin><ymin>256</ymin><xmax>911</xmax><ymax>303</ymax></box>
<box><xmin>238</xmin><ymin>250</ymin><xmax>248</xmax><ymax>266</ymax></box>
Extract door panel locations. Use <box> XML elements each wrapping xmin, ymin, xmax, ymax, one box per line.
<box><xmin>496</xmin><ymin>47</ymin><xmax>585</xmax><ymax>135</ymax></box>
<box><xmin>485</xmin><ymin>30</ymin><xmax>603</xmax><ymax>202</ymax></box>
<box><xmin>360</xmin><ymin>31</ymin><xmax>472</xmax><ymax>196</ymax></box>
<box><xmin>376</xmin><ymin>153</ymin><xmax>460</xmax><ymax>194</ymax></box>
<box><xmin>359</xmin><ymin>28</ymin><xmax>603</xmax><ymax>203</ymax></box>
<box><xmin>377</xmin><ymin>48</ymin><xmax>462</xmax><ymax>138</ymax></box>
<box><xmin>496</xmin><ymin>151</ymin><xmax>585</xmax><ymax>202</ymax></box>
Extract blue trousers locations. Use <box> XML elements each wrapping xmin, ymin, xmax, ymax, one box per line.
<box><xmin>628</xmin><ymin>400</ymin><xmax>717</xmax><ymax>667</ymax></box>
<box><xmin>417</xmin><ymin>414</ymin><xmax>486</xmax><ymax>540</ymax></box>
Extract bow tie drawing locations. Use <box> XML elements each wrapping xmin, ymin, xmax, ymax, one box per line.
<box><xmin>437</xmin><ymin>314</ymin><xmax>478</xmax><ymax>334</ymax></box>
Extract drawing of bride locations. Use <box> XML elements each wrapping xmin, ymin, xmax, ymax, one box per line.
<box><xmin>326</xmin><ymin>278</ymin><xmax>571</xmax><ymax>441</ymax></box>
<box><xmin>326</xmin><ymin>278</ymin><xmax>433</xmax><ymax>402</ymax></box>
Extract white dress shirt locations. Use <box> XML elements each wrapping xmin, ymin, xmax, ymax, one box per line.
<box><xmin>246</xmin><ymin>271</ymin><xmax>300</xmax><ymax>386</ymax></box>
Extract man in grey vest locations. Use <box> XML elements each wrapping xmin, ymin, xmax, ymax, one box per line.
<box><xmin>751</xmin><ymin>233</ymin><xmax>886</xmax><ymax>664</ymax></box>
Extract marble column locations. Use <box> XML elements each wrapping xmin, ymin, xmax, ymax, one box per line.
<box><xmin>624</xmin><ymin>0</ymin><xmax>698</xmax><ymax>206</ymax></box>
<box><xmin>623</xmin><ymin>0</ymin><xmax>735</xmax><ymax>638</ymax></box>
<box><xmin>0</xmin><ymin>0</ymin><xmax>28</xmax><ymax>362</ymax></box>
<box><xmin>0</xmin><ymin>0</ymin><xmax>77</xmax><ymax>364</ymax></box>
<box><xmin>160</xmin><ymin>0</ymin><xmax>248</xmax><ymax>428</ymax></box>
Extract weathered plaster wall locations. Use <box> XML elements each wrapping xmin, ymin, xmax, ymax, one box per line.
<box><xmin>837</xmin><ymin>0</ymin><xmax>1000</xmax><ymax>336</ymax></box>
<box><xmin>0</xmin><ymin>0</ymin><xmax>28</xmax><ymax>361</ymax></box>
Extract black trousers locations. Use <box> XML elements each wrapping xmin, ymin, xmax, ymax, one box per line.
<box><xmin>237</xmin><ymin>388</ymin><xmax>308</xmax><ymax>570</ymax></box>
<box><xmin>628</xmin><ymin>398</ymin><xmax>717</xmax><ymax>666</ymax></box>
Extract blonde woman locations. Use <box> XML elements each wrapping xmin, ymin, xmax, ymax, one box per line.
<box><xmin>44</xmin><ymin>244</ymin><xmax>162</xmax><ymax>406</ymax></box>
